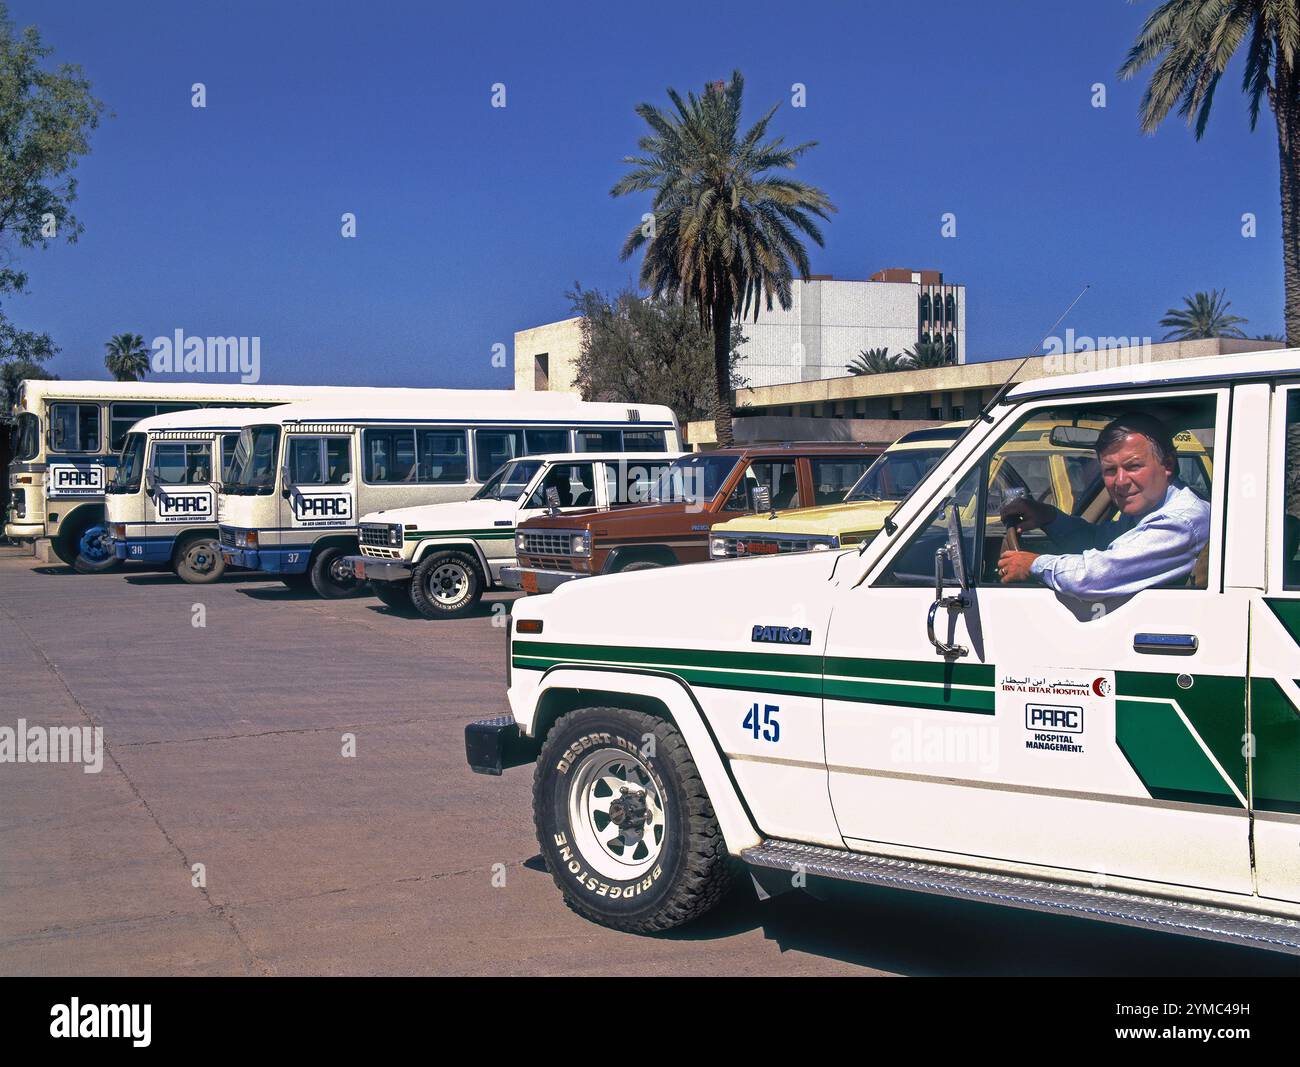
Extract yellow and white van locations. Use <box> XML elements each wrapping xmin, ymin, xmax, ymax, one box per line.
<box><xmin>469</xmin><ymin>348</ymin><xmax>1300</xmax><ymax>954</ymax></box>
<box><xmin>218</xmin><ymin>391</ymin><xmax>680</xmax><ymax>598</ymax></box>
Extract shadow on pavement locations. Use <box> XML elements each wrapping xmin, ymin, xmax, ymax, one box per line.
<box><xmin>517</xmin><ymin>856</ymin><xmax>1296</xmax><ymax>976</ymax></box>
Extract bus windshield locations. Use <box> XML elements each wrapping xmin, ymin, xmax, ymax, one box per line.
<box><xmin>648</xmin><ymin>454</ymin><xmax>739</xmax><ymax>504</ymax></box>
<box><xmin>472</xmin><ymin>459</ymin><xmax>545</xmax><ymax>501</ymax></box>
<box><xmin>109</xmin><ymin>433</ymin><xmax>146</xmax><ymax>493</ymax></box>
<box><xmin>226</xmin><ymin>426</ymin><xmax>281</xmax><ymax>493</ymax></box>
<box><xmin>845</xmin><ymin>447</ymin><xmax>949</xmax><ymax>503</ymax></box>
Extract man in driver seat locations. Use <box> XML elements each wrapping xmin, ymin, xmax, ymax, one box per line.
<box><xmin>997</xmin><ymin>414</ymin><xmax>1210</xmax><ymax>598</ymax></box>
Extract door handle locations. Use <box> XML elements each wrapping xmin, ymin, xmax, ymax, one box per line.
<box><xmin>1133</xmin><ymin>633</ymin><xmax>1198</xmax><ymax>655</ymax></box>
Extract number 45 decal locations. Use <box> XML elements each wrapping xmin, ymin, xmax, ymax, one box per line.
<box><xmin>742</xmin><ymin>702</ymin><xmax>780</xmax><ymax>743</ymax></box>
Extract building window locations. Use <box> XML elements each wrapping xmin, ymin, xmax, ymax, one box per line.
<box><xmin>919</xmin><ymin>292</ymin><xmax>931</xmax><ymax>325</ymax></box>
<box><xmin>534</xmin><ymin>353</ymin><xmax>550</xmax><ymax>391</ymax></box>
<box><xmin>945</xmin><ymin>333</ymin><xmax>956</xmax><ymax>362</ymax></box>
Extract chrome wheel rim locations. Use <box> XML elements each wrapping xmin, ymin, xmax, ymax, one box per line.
<box><xmin>566</xmin><ymin>748</ymin><xmax>666</xmax><ymax>880</ymax></box>
<box><xmin>427</xmin><ymin>562</ymin><xmax>469</xmax><ymax>606</ymax></box>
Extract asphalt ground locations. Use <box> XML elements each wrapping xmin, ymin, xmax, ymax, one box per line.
<box><xmin>0</xmin><ymin>545</ymin><xmax>1293</xmax><ymax>976</ymax></box>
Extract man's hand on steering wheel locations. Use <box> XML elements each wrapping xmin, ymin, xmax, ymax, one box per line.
<box><xmin>999</xmin><ymin>495</ymin><xmax>1056</xmax><ymax>532</ymax></box>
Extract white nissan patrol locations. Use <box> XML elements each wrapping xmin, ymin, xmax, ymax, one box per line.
<box><xmin>467</xmin><ymin>350</ymin><xmax>1300</xmax><ymax>955</ymax></box>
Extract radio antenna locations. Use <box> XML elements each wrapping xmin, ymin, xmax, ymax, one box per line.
<box><xmin>979</xmin><ymin>283</ymin><xmax>1091</xmax><ymax>422</ymax></box>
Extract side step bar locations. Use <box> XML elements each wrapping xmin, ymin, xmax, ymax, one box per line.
<box><xmin>742</xmin><ymin>839</ymin><xmax>1300</xmax><ymax>956</ymax></box>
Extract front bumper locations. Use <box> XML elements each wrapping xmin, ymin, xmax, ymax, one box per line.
<box><xmin>4</xmin><ymin>522</ymin><xmax>42</xmax><ymax>541</ymax></box>
<box><xmin>113</xmin><ymin>536</ymin><xmax>175</xmax><ymax>563</ymax></box>
<box><xmin>465</xmin><ymin>716</ymin><xmax>541</xmax><ymax>776</ymax></box>
<box><xmin>500</xmin><ymin>566</ymin><xmax>585</xmax><ymax>593</ymax></box>
<box><xmin>219</xmin><ymin>545</ymin><xmax>311</xmax><ymax>574</ymax></box>
<box><xmin>345</xmin><ymin>555</ymin><xmax>412</xmax><ymax>583</ymax></box>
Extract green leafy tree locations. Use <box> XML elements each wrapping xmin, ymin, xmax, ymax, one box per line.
<box><xmin>611</xmin><ymin>71</ymin><xmax>835</xmax><ymax>446</ymax></box>
<box><xmin>1120</xmin><ymin>1</ymin><xmax>1300</xmax><ymax>346</ymax></box>
<box><xmin>846</xmin><ymin>347</ymin><xmax>907</xmax><ymax>375</ymax></box>
<box><xmin>0</xmin><ymin>5</ymin><xmax>105</xmax><ymax>395</ymax></box>
<box><xmin>104</xmin><ymin>332</ymin><xmax>149</xmax><ymax>381</ymax></box>
<box><xmin>902</xmin><ymin>339</ymin><xmax>954</xmax><ymax>369</ymax></box>
<box><xmin>568</xmin><ymin>283</ymin><xmax>747</xmax><ymax>429</ymax></box>
<box><xmin>1159</xmin><ymin>289</ymin><xmax>1249</xmax><ymax>339</ymax></box>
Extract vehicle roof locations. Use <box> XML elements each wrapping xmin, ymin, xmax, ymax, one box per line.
<box><xmin>234</xmin><ymin>392</ymin><xmax>678</xmax><ymax>427</ymax></box>
<box><xmin>129</xmin><ymin>406</ymin><xmax>284</xmax><ymax>433</ymax></box>
<box><xmin>16</xmin><ymin>380</ymin><xmax>371</xmax><ymax>405</ymax></box>
<box><xmin>503</xmin><ymin>451</ymin><xmax>684</xmax><ymax>464</ymax></box>
<box><xmin>685</xmin><ymin>442</ymin><xmax>883</xmax><ymax>458</ymax></box>
<box><xmin>1008</xmin><ymin>346</ymin><xmax>1299</xmax><ymax>400</ymax></box>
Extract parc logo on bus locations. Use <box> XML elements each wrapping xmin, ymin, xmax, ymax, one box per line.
<box><xmin>47</xmin><ymin>464</ymin><xmax>105</xmax><ymax>498</ymax></box>
<box><xmin>1025</xmin><ymin>704</ymin><xmax>1083</xmax><ymax>733</ymax></box>
<box><xmin>156</xmin><ymin>488</ymin><xmax>214</xmax><ymax>522</ymax></box>
<box><xmin>290</xmin><ymin>489</ymin><xmax>353</xmax><ymax>527</ymax></box>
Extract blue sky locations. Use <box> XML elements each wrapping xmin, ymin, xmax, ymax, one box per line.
<box><xmin>5</xmin><ymin>0</ymin><xmax>1285</xmax><ymax>387</ymax></box>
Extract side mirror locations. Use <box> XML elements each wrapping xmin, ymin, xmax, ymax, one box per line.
<box><xmin>281</xmin><ymin>464</ymin><xmax>293</xmax><ymax>499</ymax></box>
<box><xmin>751</xmin><ymin>485</ymin><xmax>772</xmax><ymax>516</ymax></box>
<box><xmin>945</xmin><ymin>502</ymin><xmax>970</xmax><ymax>592</ymax></box>
<box><xmin>144</xmin><ymin>469</ymin><xmax>158</xmax><ymax>497</ymax></box>
<box><xmin>545</xmin><ymin>486</ymin><xmax>561</xmax><ymax>515</ymax></box>
<box><xmin>927</xmin><ymin>497</ymin><xmax>971</xmax><ymax>659</ymax></box>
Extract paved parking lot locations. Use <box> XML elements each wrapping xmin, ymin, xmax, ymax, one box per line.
<box><xmin>0</xmin><ymin>544</ymin><xmax>1292</xmax><ymax>976</ymax></box>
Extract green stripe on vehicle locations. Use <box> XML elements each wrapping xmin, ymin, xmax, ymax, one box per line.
<box><xmin>1264</xmin><ymin>598</ymin><xmax>1300</xmax><ymax>647</ymax></box>
<box><xmin>1250</xmin><ymin>678</ymin><xmax>1300</xmax><ymax>814</ymax></box>
<box><xmin>405</xmin><ymin>528</ymin><xmax>515</xmax><ymax>540</ymax></box>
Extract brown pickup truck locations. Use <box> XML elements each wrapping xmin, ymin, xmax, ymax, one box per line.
<box><xmin>500</xmin><ymin>443</ymin><xmax>881</xmax><ymax>593</ymax></box>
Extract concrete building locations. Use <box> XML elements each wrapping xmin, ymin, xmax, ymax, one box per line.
<box><xmin>513</xmin><ymin>268</ymin><xmax>965</xmax><ymax>393</ymax></box>
<box><xmin>685</xmin><ymin>337</ymin><xmax>1277</xmax><ymax>447</ymax></box>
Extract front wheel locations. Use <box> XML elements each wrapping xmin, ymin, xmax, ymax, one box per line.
<box><xmin>309</xmin><ymin>546</ymin><xmax>366</xmax><ymax>598</ymax></box>
<box><xmin>533</xmin><ymin>706</ymin><xmax>735</xmax><ymax>933</ymax></box>
<box><xmin>409</xmin><ymin>550</ymin><xmax>483</xmax><ymax>618</ymax></box>
<box><xmin>174</xmin><ymin>537</ymin><xmax>226</xmax><ymax>584</ymax></box>
<box><xmin>72</xmin><ymin>523</ymin><xmax>122</xmax><ymax>573</ymax></box>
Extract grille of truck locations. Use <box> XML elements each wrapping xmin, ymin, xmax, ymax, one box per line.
<box><xmin>520</xmin><ymin>530</ymin><xmax>577</xmax><ymax>557</ymax></box>
<box><xmin>520</xmin><ymin>555</ymin><xmax>581</xmax><ymax>573</ymax></box>
<box><xmin>716</xmin><ymin>535</ymin><xmax>826</xmax><ymax>558</ymax></box>
<box><xmin>359</xmin><ymin>524</ymin><xmax>393</xmax><ymax>549</ymax></box>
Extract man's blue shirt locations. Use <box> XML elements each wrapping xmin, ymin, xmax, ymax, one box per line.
<box><xmin>1028</xmin><ymin>483</ymin><xmax>1210</xmax><ymax>598</ymax></box>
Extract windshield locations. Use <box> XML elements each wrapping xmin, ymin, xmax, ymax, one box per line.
<box><xmin>11</xmin><ymin>412</ymin><xmax>38</xmax><ymax>462</ymax></box>
<box><xmin>226</xmin><ymin>425</ymin><xmax>280</xmax><ymax>493</ymax></box>
<box><xmin>472</xmin><ymin>459</ymin><xmax>545</xmax><ymax>501</ymax></box>
<box><xmin>109</xmin><ymin>433</ymin><xmax>147</xmax><ymax>493</ymax></box>
<box><xmin>648</xmin><ymin>454</ymin><xmax>739</xmax><ymax>505</ymax></box>
<box><xmin>845</xmin><ymin>447</ymin><xmax>948</xmax><ymax>503</ymax></box>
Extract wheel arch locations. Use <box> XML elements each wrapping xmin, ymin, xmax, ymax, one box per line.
<box><xmin>527</xmin><ymin>665</ymin><xmax>761</xmax><ymax>856</ymax></box>
<box><xmin>307</xmin><ymin>532</ymin><xmax>360</xmax><ymax>562</ymax></box>
<box><xmin>411</xmin><ymin>537</ymin><xmax>490</xmax><ymax>579</ymax></box>
<box><xmin>601</xmin><ymin>544</ymin><xmax>678</xmax><ymax>573</ymax></box>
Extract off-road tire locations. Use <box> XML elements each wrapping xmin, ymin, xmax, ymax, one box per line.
<box><xmin>371</xmin><ymin>579</ymin><xmax>414</xmax><ymax>611</ymax></box>
<box><xmin>309</xmin><ymin>545</ymin><xmax>365</xmax><ymax>599</ymax></box>
<box><xmin>409</xmin><ymin>550</ymin><xmax>483</xmax><ymax>619</ymax></box>
<box><xmin>174</xmin><ymin>536</ymin><xmax>226</xmax><ymax>584</ymax></box>
<box><xmin>533</xmin><ymin>705</ymin><xmax>735</xmax><ymax>933</ymax></box>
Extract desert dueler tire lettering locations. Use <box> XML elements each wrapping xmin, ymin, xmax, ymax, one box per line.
<box><xmin>533</xmin><ymin>706</ymin><xmax>735</xmax><ymax>933</ymax></box>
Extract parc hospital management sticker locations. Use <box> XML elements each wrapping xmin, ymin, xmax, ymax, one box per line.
<box><xmin>996</xmin><ymin>667</ymin><xmax>1128</xmax><ymax>791</ymax></box>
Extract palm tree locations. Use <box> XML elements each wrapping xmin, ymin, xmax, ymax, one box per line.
<box><xmin>846</xmin><ymin>348</ymin><xmax>907</xmax><ymax>375</ymax></box>
<box><xmin>1159</xmin><ymin>289</ymin><xmax>1249</xmax><ymax>340</ymax></box>
<box><xmin>1120</xmin><ymin>1</ymin><xmax>1300</xmax><ymax>347</ymax></box>
<box><xmin>902</xmin><ymin>339</ymin><xmax>953</xmax><ymax>369</ymax></box>
<box><xmin>611</xmin><ymin>71</ymin><xmax>835</xmax><ymax>445</ymax></box>
<box><xmin>104</xmin><ymin>333</ymin><xmax>149</xmax><ymax>381</ymax></box>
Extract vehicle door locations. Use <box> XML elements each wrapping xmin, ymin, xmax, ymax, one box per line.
<box><xmin>150</xmin><ymin>440</ymin><xmax>217</xmax><ymax>530</ymax></box>
<box><xmin>1250</xmin><ymin>381</ymin><xmax>1300</xmax><ymax>903</ymax></box>
<box><xmin>822</xmin><ymin>386</ymin><xmax>1251</xmax><ymax>893</ymax></box>
<box><xmin>281</xmin><ymin>435</ymin><xmax>354</xmax><ymax>563</ymax></box>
